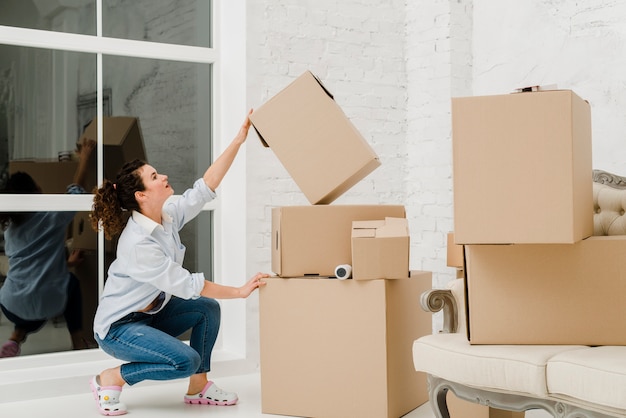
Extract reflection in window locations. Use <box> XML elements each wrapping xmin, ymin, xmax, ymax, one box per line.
<box><xmin>102</xmin><ymin>0</ymin><xmax>212</xmax><ymax>47</ymax></box>
<box><xmin>0</xmin><ymin>0</ymin><xmax>96</xmax><ymax>36</ymax></box>
<box><xmin>102</xmin><ymin>55</ymin><xmax>212</xmax><ymax>192</ymax></box>
<box><xmin>0</xmin><ymin>0</ymin><xmax>217</xmax><ymax>357</ymax></box>
<box><xmin>0</xmin><ymin>210</ymin><xmax>103</xmax><ymax>356</ymax></box>
<box><xmin>0</xmin><ymin>45</ymin><xmax>97</xmax><ymax>192</ymax></box>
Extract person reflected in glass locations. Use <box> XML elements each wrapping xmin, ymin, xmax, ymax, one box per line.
<box><xmin>88</xmin><ymin>110</ymin><xmax>268</xmax><ymax>416</ymax></box>
<box><xmin>0</xmin><ymin>138</ymin><xmax>96</xmax><ymax>358</ymax></box>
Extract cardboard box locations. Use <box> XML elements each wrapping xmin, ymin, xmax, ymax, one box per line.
<box><xmin>259</xmin><ymin>271</ymin><xmax>432</xmax><ymax>418</ymax></box>
<box><xmin>351</xmin><ymin>217</ymin><xmax>409</xmax><ymax>280</ymax></box>
<box><xmin>70</xmin><ymin>211</ymin><xmax>122</xmax><ymax>253</ymax></box>
<box><xmin>79</xmin><ymin>116</ymin><xmax>146</xmax><ymax>182</ymax></box>
<box><xmin>465</xmin><ymin>236</ymin><xmax>626</xmax><ymax>345</ymax></box>
<box><xmin>272</xmin><ymin>205</ymin><xmax>406</xmax><ymax>277</ymax></box>
<box><xmin>9</xmin><ymin>117</ymin><xmax>145</xmax><ymax>194</ymax></box>
<box><xmin>446</xmin><ymin>232</ymin><xmax>464</xmax><ymax>268</ymax></box>
<box><xmin>452</xmin><ymin>90</ymin><xmax>593</xmax><ymax>244</ymax></box>
<box><xmin>250</xmin><ymin>71</ymin><xmax>381</xmax><ymax>205</ymax></box>
<box><xmin>8</xmin><ymin>159</ymin><xmax>96</xmax><ymax>194</ymax></box>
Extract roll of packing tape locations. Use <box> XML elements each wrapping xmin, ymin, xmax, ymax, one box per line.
<box><xmin>334</xmin><ymin>264</ymin><xmax>352</xmax><ymax>280</ymax></box>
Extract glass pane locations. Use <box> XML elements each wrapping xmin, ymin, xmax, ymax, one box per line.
<box><xmin>0</xmin><ymin>0</ymin><xmax>96</xmax><ymax>36</ymax></box>
<box><xmin>182</xmin><ymin>210</ymin><xmax>213</xmax><ymax>279</ymax></box>
<box><xmin>0</xmin><ymin>211</ymin><xmax>103</xmax><ymax>356</ymax></box>
<box><xmin>102</xmin><ymin>0</ymin><xmax>212</xmax><ymax>48</ymax></box>
<box><xmin>102</xmin><ymin>55</ymin><xmax>212</xmax><ymax>191</ymax></box>
<box><xmin>0</xmin><ymin>45</ymin><xmax>97</xmax><ymax>194</ymax></box>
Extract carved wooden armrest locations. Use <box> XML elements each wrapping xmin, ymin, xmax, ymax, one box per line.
<box><xmin>420</xmin><ymin>288</ymin><xmax>458</xmax><ymax>333</ymax></box>
<box><xmin>592</xmin><ymin>169</ymin><xmax>626</xmax><ymax>188</ymax></box>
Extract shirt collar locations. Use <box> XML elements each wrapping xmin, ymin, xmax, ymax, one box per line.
<box><xmin>132</xmin><ymin>210</ymin><xmax>173</xmax><ymax>234</ymax></box>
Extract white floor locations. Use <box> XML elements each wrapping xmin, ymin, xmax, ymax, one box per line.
<box><xmin>0</xmin><ymin>372</ymin><xmax>440</xmax><ymax>418</ymax></box>
<box><xmin>0</xmin><ymin>320</ymin><xmax>552</xmax><ymax>418</ymax></box>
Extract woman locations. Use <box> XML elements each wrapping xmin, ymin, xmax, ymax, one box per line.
<box><xmin>0</xmin><ymin>138</ymin><xmax>96</xmax><ymax>357</ymax></box>
<box><xmin>89</xmin><ymin>111</ymin><xmax>268</xmax><ymax>416</ymax></box>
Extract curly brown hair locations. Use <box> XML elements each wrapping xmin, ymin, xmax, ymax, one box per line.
<box><xmin>90</xmin><ymin>159</ymin><xmax>146</xmax><ymax>240</ymax></box>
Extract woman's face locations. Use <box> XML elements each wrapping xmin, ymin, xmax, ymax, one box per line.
<box><xmin>138</xmin><ymin>164</ymin><xmax>174</xmax><ymax>203</ymax></box>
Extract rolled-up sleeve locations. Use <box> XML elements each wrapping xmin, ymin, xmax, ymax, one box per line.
<box><xmin>166</xmin><ymin>179</ymin><xmax>216</xmax><ymax>230</ymax></box>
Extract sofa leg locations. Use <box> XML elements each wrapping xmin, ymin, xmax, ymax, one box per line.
<box><xmin>427</xmin><ymin>374</ymin><xmax>452</xmax><ymax>418</ymax></box>
<box><xmin>426</xmin><ymin>374</ymin><xmax>615</xmax><ymax>418</ymax></box>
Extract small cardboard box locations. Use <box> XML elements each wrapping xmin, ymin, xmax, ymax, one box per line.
<box><xmin>351</xmin><ymin>217</ymin><xmax>409</xmax><ymax>280</ymax></box>
<box><xmin>272</xmin><ymin>205</ymin><xmax>406</xmax><ymax>277</ymax></box>
<box><xmin>250</xmin><ymin>71</ymin><xmax>381</xmax><ymax>205</ymax></box>
<box><xmin>465</xmin><ymin>236</ymin><xmax>626</xmax><ymax>345</ymax></box>
<box><xmin>8</xmin><ymin>159</ymin><xmax>96</xmax><ymax>194</ymax></box>
<box><xmin>259</xmin><ymin>271</ymin><xmax>431</xmax><ymax>418</ymax></box>
<box><xmin>452</xmin><ymin>90</ymin><xmax>593</xmax><ymax>244</ymax></box>
<box><xmin>79</xmin><ymin>116</ymin><xmax>146</xmax><ymax>182</ymax></box>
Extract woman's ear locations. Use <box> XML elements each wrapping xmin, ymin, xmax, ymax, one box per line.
<box><xmin>135</xmin><ymin>190</ymin><xmax>146</xmax><ymax>203</ymax></box>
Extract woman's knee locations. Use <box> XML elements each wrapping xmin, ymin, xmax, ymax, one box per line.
<box><xmin>177</xmin><ymin>346</ymin><xmax>202</xmax><ymax>376</ymax></box>
<box><xmin>196</xmin><ymin>297</ymin><xmax>221</xmax><ymax>320</ymax></box>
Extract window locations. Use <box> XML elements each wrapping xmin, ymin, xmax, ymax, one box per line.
<box><xmin>0</xmin><ymin>0</ymin><xmax>247</xmax><ymax>359</ymax></box>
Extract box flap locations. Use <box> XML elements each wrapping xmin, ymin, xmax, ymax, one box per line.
<box><xmin>352</xmin><ymin>218</ymin><xmax>408</xmax><ymax>238</ymax></box>
<box><xmin>376</xmin><ymin>217</ymin><xmax>408</xmax><ymax>237</ymax></box>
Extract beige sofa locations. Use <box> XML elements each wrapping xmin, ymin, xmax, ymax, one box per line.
<box><xmin>413</xmin><ymin>169</ymin><xmax>626</xmax><ymax>418</ymax></box>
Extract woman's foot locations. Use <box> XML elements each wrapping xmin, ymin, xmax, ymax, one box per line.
<box><xmin>90</xmin><ymin>375</ymin><xmax>127</xmax><ymax>416</ymax></box>
<box><xmin>184</xmin><ymin>380</ymin><xmax>238</xmax><ymax>406</ymax></box>
<box><xmin>0</xmin><ymin>340</ymin><xmax>20</xmax><ymax>358</ymax></box>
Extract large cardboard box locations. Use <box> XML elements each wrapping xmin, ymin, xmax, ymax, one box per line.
<box><xmin>351</xmin><ymin>217</ymin><xmax>409</xmax><ymax>280</ymax></box>
<box><xmin>8</xmin><ymin>159</ymin><xmax>96</xmax><ymax>194</ymax></box>
<box><xmin>452</xmin><ymin>90</ymin><xmax>593</xmax><ymax>244</ymax></box>
<box><xmin>465</xmin><ymin>236</ymin><xmax>626</xmax><ymax>345</ymax></box>
<box><xmin>250</xmin><ymin>71</ymin><xmax>381</xmax><ymax>205</ymax></box>
<box><xmin>259</xmin><ymin>271</ymin><xmax>432</xmax><ymax>418</ymax></box>
<box><xmin>79</xmin><ymin>116</ymin><xmax>146</xmax><ymax>182</ymax></box>
<box><xmin>272</xmin><ymin>205</ymin><xmax>405</xmax><ymax>277</ymax></box>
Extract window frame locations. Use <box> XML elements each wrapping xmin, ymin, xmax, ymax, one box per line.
<box><xmin>0</xmin><ymin>0</ymin><xmax>248</xmax><ymax>358</ymax></box>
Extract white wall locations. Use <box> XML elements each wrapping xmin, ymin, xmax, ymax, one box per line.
<box><xmin>245</xmin><ymin>0</ymin><xmax>459</xmax><ymax>362</ymax></box>
<box><xmin>471</xmin><ymin>0</ymin><xmax>626</xmax><ymax>174</ymax></box>
<box><xmin>245</xmin><ymin>0</ymin><xmax>626</xmax><ymax>361</ymax></box>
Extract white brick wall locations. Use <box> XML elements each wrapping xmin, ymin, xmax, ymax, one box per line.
<box><xmin>472</xmin><ymin>0</ymin><xmax>626</xmax><ymax>174</ymax></box>
<box><xmin>246</xmin><ymin>0</ymin><xmax>464</xmax><ymax>351</ymax></box>
<box><xmin>247</xmin><ymin>0</ymin><xmax>410</xmax><ymax>281</ymax></box>
<box><xmin>247</xmin><ymin>1</ymin><xmax>626</xmax><ymax>354</ymax></box>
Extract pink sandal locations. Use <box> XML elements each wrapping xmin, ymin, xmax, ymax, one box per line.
<box><xmin>0</xmin><ymin>340</ymin><xmax>20</xmax><ymax>358</ymax></box>
<box><xmin>90</xmin><ymin>375</ymin><xmax>127</xmax><ymax>416</ymax></box>
<box><xmin>184</xmin><ymin>380</ymin><xmax>238</xmax><ymax>406</ymax></box>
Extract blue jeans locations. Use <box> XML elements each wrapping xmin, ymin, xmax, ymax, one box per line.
<box><xmin>95</xmin><ymin>296</ymin><xmax>220</xmax><ymax>386</ymax></box>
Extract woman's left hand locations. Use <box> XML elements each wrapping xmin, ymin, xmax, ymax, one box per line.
<box><xmin>239</xmin><ymin>272</ymin><xmax>269</xmax><ymax>298</ymax></box>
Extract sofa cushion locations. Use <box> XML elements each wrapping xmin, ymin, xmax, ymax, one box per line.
<box><xmin>593</xmin><ymin>182</ymin><xmax>626</xmax><ymax>236</ymax></box>
<box><xmin>547</xmin><ymin>346</ymin><xmax>626</xmax><ymax>412</ymax></box>
<box><xmin>413</xmin><ymin>333</ymin><xmax>585</xmax><ymax>397</ymax></box>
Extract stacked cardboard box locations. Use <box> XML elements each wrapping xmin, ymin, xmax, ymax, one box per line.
<box><xmin>252</xmin><ymin>71</ymin><xmax>430</xmax><ymax>417</ymax></box>
<box><xmin>449</xmin><ymin>89</ymin><xmax>626</xmax><ymax>346</ymax></box>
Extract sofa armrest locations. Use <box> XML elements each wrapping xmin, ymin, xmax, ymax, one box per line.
<box><xmin>420</xmin><ymin>287</ymin><xmax>458</xmax><ymax>334</ymax></box>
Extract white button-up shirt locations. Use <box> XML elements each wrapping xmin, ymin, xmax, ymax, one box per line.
<box><xmin>93</xmin><ymin>178</ymin><xmax>216</xmax><ymax>339</ymax></box>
